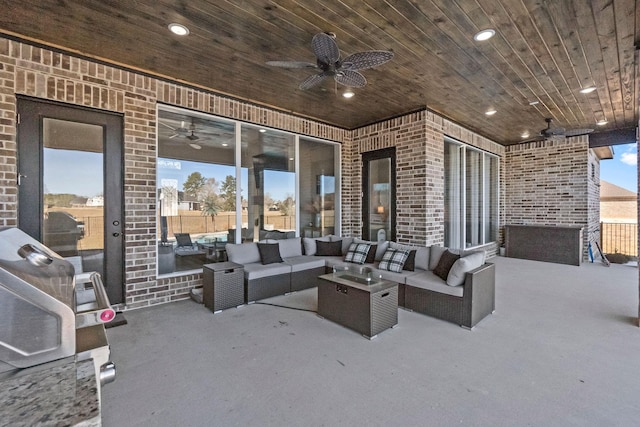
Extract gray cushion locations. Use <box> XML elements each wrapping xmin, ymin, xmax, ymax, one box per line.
<box><xmin>332</xmin><ymin>236</ymin><xmax>354</xmax><ymax>256</ymax></box>
<box><xmin>243</xmin><ymin>262</ymin><xmax>291</xmax><ymax>280</ymax></box>
<box><xmin>303</xmin><ymin>236</ymin><xmax>331</xmax><ymax>256</ymax></box>
<box><xmin>283</xmin><ymin>255</ymin><xmax>326</xmax><ymax>272</ymax></box>
<box><xmin>415</xmin><ymin>247</ymin><xmax>431</xmax><ymax>271</ymax></box>
<box><xmin>406</xmin><ymin>271</ymin><xmax>464</xmax><ymax>297</ymax></box>
<box><xmin>278</xmin><ymin>237</ymin><xmax>303</xmax><ymax>258</ymax></box>
<box><xmin>446</xmin><ymin>252</ymin><xmax>485</xmax><ymax>286</ymax></box>
<box><xmin>226</xmin><ymin>242</ymin><xmax>260</xmax><ymax>264</ymax></box>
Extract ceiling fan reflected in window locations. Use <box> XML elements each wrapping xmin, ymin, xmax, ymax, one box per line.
<box><xmin>522</xmin><ymin>118</ymin><xmax>594</xmax><ymax>143</ymax></box>
<box><xmin>266</xmin><ymin>32</ymin><xmax>394</xmax><ymax>91</ymax></box>
<box><xmin>160</xmin><ymin>118</ymin><xmax>203</xmax><ymax>149</ymax></box>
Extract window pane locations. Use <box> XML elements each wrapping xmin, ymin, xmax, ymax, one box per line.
<box><xmin>241</xmin><ymin>125</ymin><xmax>295</xmax><ymax>242</ymax></box>
<box><xmin>157</xmin><ymin>109</ymin><xmax>236</xmax><ymax>274</ymax></box>
<box><xmin>444</xmin><ymin>141</ymin><xmax>463</xmax><ymax>248</ymax></box>
<box><xmin>465</xmin><ymin>149</ymin><xmax>483</xmax><ymax>248</ymax></box>
<box><xmin>299</xmin><ymin>138</ymin><xmax>338</xmax><ymax>237</ymax></box>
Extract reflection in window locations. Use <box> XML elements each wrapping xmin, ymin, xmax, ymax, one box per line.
<box><xmin>157</xmin><ymin>106</ymin><xmax>340</xmax><ymax>276</ymax></box>
<box><xmin>241</xmin><ymin>125</ymin><xmax>296</xmax><ymax>242</ymax></box>
<box><xmin>444</xmin><ymin>138</ymin><xmax>499</xmax><ymax>249</ymax></box>
<box><xmin>157</xmin><ymin>108</ymin><xmax>236</xmax><ymax>274</ymax></box>
<box><xmin>299</xmin><ymin>138</ymin><xmax>338</xmax><ymax>238</ymax></box>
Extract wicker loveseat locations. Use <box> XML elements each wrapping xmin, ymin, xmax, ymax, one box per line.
<box><xmin>225</xmin><ymin>236</ymin><xmax>495</xmax><ymax>329</ymax></box>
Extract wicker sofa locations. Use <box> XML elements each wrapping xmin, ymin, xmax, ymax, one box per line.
<box><xmin>225</xmin><ymin>236</ymin><xmax>495</xmax><ymax>329</ymax></box>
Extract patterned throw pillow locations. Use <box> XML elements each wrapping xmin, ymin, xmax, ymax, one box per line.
<box><xmin>378</xmin><ymin>248</ymin><xmax>410</xmax><ymax>273</ymax></box>
<box><xmin>344</xmin><ymin>243</ymin><xmax>371</xmax><ymax>265</ymax></box>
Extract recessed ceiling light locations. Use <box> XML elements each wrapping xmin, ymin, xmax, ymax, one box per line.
<box><xmin>485</xmin><ymin>109</ymin><xmax>497</xmax><ymax>116</ymax></box>
<box><xmin>343</xmin><ymin>91</ymin><xmax>354</xmax><ymax>98</ymax></box>
<box><xmin>529</xmin><ymin>100</ymin><xmax>539</xmax><ymax>106</ymax></box>
<box><xmin>580</xmin><ymin>86</ymin><xmax>596</xmax><ymax>94</ymax></box>
<box><xmin>474</xmin><ymin>29</ymin><xmax>495</xmax><ymax>42</ymax></box>
<box><xmin>289</xmin><ymin>157</ymin><xmax>294</xmax><ymax>161</ymax></box>
<box><xmin>222</xmin><ymin>143</ymin><xmax>229</xmax><ymax>147</ymax></box>
<box><xmin>521</xmin><ymin>132</ymin><xmax>530</xmax><ymax>138</ymax></box>
<box><xmin>259</xmin><ymin>129</ymin><xmax>266</xmax><ymax>133</ymax></box>
<box><xmin>168</xmin><ymin>23</ymin><xmax>189</xmax><ymax>36</ymax></box>
<box><xmin>596</xmin><ymin>119</ymin><xmax>608</xmax><ymax>126</ymax></box>
<box><xmin>189</xmin><ymin>143</ymin><xmax>201</xmax><ymax>150</ymax></box>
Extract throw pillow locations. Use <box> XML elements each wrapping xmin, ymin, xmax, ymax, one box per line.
<box><xmin>378</xmin><ymin>248</ymin><xmax>410</xmax><ymax>273</ymax></box>
<box><xmin>365</xmin><ymin>244</ymin><xmax>378</xmax><ymax>264</ymax></box>
<box><xmin>316</xmin><ymin>240</ymin><xmax>343</xmax><ymax>256</ymax></box>
<box><xmin>257</xmin><ymin>243</ymin><xmax>283</xmax><ymax>265</ymax></box>
<box><xmin>446</xmin><ymin>252</ymin><xmax>485</xmax><ymax>286</ymax></box>
<box><xmin>344</xmin><ymin>242</ymin><xmax>371</xmax><ymax>265</ymax></box>
<box><xmin>403</xmin><ymin>250</ymin><xmax>417</xmax><ymax>271</ymax></box>
<box><xmin>433</xmin><ymin>250</ymin><xmax>460</xmax><ymax>281</ymax></box>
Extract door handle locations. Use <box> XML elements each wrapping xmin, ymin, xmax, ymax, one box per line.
<box><xmin>112</xmin><ymin>232</ymin><xmax>120</xmax><ymax>237</ymax></box>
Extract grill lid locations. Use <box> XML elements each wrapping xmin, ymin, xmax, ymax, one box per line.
<box><xmin>0</xmin><ymin>228</ymin><xmax>76</xmax><ymax>369</ymax></box>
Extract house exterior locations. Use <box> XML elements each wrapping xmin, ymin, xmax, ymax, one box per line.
<box><xmin>600</xmin><ymin>180</ymin><xmax>638</xmax><ymax>223</ymax></box>
<box><xmin>0</xmin><ymin>37</ymin><xmax>610</xmax><ymax>309</ymax></box>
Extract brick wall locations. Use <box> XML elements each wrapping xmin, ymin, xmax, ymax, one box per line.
<box><xmin>504</xmin><ymin>136</ymin><xmax>592</xmax><ymax>259</ymax></box>
<box><xmin>347</xmin><ymin>110</ymin><xmax>504</xmax><ymax>247</ymax></box>
<box><xmin>0</xmin><ymin>37</ymin><xmax>346</xmax><ymax>309</ymax></box>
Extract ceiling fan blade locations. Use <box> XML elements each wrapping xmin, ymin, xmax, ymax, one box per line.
<box><xmin>335</xmin><ymin>70</ymin><xmax>367</xmax><ymax>87</ymax></box>
<box><xmin>564</xmin><ymin>128</ymin><xmax>594</xmax><ymax>137</ymax></box>
<box><xmin>160</xmin><ymin>121</ymin><xmax>177</xmax><ymax>131</ymax></box>
<box><xmin>312</xmin><ymin>33</ymin><xmax>340</xmax><ymax>65</ymax></box>
<box><xmin>299</xmin><ymin>72</ymin><xmax>328</xmax><ymax>90</ymax></box>
<box><xmin>265</xmin><ymin>60</ymin><xmax>318</xmax><ymax>69</ymax></box>
<box><xmin>169</xmin><ymin>133</ymin><xmax>180</xmax><ymax>139</ymax></box>
<box><xmin>341</xmin><ymin>51</ymin><xmax>394</xmax><ymax>71</ymax></box>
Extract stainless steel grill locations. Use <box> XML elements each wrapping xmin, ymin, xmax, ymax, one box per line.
<box><xmin>0</xmin><ymin>227</ymin><xmax>116</xmax><ymax>388</ymax></box>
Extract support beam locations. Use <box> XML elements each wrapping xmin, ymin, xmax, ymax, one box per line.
<box><xmin>589</xmin><ymin>127</ymin><xmax>637</xmax><ymax>148</ymax></box>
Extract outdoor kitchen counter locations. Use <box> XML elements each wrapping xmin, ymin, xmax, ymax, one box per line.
<box><xmin>0</xmin><ymin>359</ymin><xmax>100</xmax><ymax>426</ymax></box>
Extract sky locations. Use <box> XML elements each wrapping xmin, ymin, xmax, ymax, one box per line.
<box><xmin>600</xmin><ymin>143</ymin><xmax>637</xmax><ymax>193</ymax></box>
<box><xmin>158</xmin><ymin>158</ymin><xmax>295</xmax><ymax>201</ymax></box>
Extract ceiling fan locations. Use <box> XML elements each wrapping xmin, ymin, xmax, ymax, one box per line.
<box><xmin>160</xmin><ymin>119</ymin><xmax>203</xmax><ymax>149</ymax></box>
<box><xmin>266</xmin><ymin>32</ymin><xmax>394</xmax><ymax>91</ymax></box>
<box><xmin>523</xmin><ymin>118</ymin><xmax>594</xmax><ymax>142</ymax></box>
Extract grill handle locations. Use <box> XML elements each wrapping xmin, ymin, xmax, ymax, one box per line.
<box><xmin>76</xmin><ymin>272</ymin><xmax>116</xmax><ymax>327</ymax></box>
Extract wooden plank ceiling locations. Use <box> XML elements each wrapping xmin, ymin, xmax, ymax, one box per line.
<box><xmin>1</xmin><ymin>0</ymin><xmax>637</xmax><ymax>145</ymax></box>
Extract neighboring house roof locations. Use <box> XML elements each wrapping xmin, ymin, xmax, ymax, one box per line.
<box><xmin>600</xmin><ymin>180</ymin><xmax>637</xmax><ymax>201</ymax></box>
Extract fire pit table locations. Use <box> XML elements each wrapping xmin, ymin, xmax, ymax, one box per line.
<box><xmin>318</xmin><ymin>266</ymin><xmax>398</xmax><ymax>339</ymax></box>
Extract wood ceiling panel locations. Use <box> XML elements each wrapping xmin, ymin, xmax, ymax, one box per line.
<box><xmin>0</xmin><ymin>0</ymin><xmax>636</xmax><ymax>144</ymax></box>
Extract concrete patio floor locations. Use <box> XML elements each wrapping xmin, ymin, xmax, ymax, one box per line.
<box><xmin>103</xmin><ymin>256</ymin><xmax>640</xmax><ymax>427</ymax></box>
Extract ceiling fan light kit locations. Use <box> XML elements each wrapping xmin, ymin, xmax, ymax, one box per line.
<box><xmin>266</xmin><ymin>32</ymin><xmax>394</xmax><ymax>91</ymax></box>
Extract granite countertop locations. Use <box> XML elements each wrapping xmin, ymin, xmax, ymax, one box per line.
<box><xmin>0</xmin><ymin>359</ymin><xmax>100</xmax><ymax>427</ymax></box>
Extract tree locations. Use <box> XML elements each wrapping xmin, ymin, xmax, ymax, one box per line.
<box><xmin>220</xmin><ymin>175</ymin><xmax>236</xmax><ymax>211</ymax></box>
<box><xmin>201</xmin><ymin>196</ymin><xmax>222</xmax><ymax>232</ymax></box>
<box><xmin>183</xmin><ymin>172</ymin><xmax>205</xmax><ymax>200</ymax></box>
<box><xmin>277</xmin><ymin>194</ymin><xmax>295</xmax><ymax>217</ymax></box>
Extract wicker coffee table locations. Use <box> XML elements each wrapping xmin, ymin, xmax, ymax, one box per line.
<box><xmin>318</xmin><ymin>267</ymin><xmax>398</xmax><ymax>339</ymax></box>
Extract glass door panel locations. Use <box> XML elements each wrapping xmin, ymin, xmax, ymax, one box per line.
<box><xmin>43</xmin><ymin>119</ymin><xmax>104</xmax><ymax>276</ymax></box>
<box><xmin>363</xmin><ymin>148</ymin><xmax>396</xmax><ymax>241</ymax></box>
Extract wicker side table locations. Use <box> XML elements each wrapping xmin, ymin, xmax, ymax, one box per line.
<box><xmin>202</xmin><ymin>262</ymin><xmax>244</xmax><ymax>313</ymax></box>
